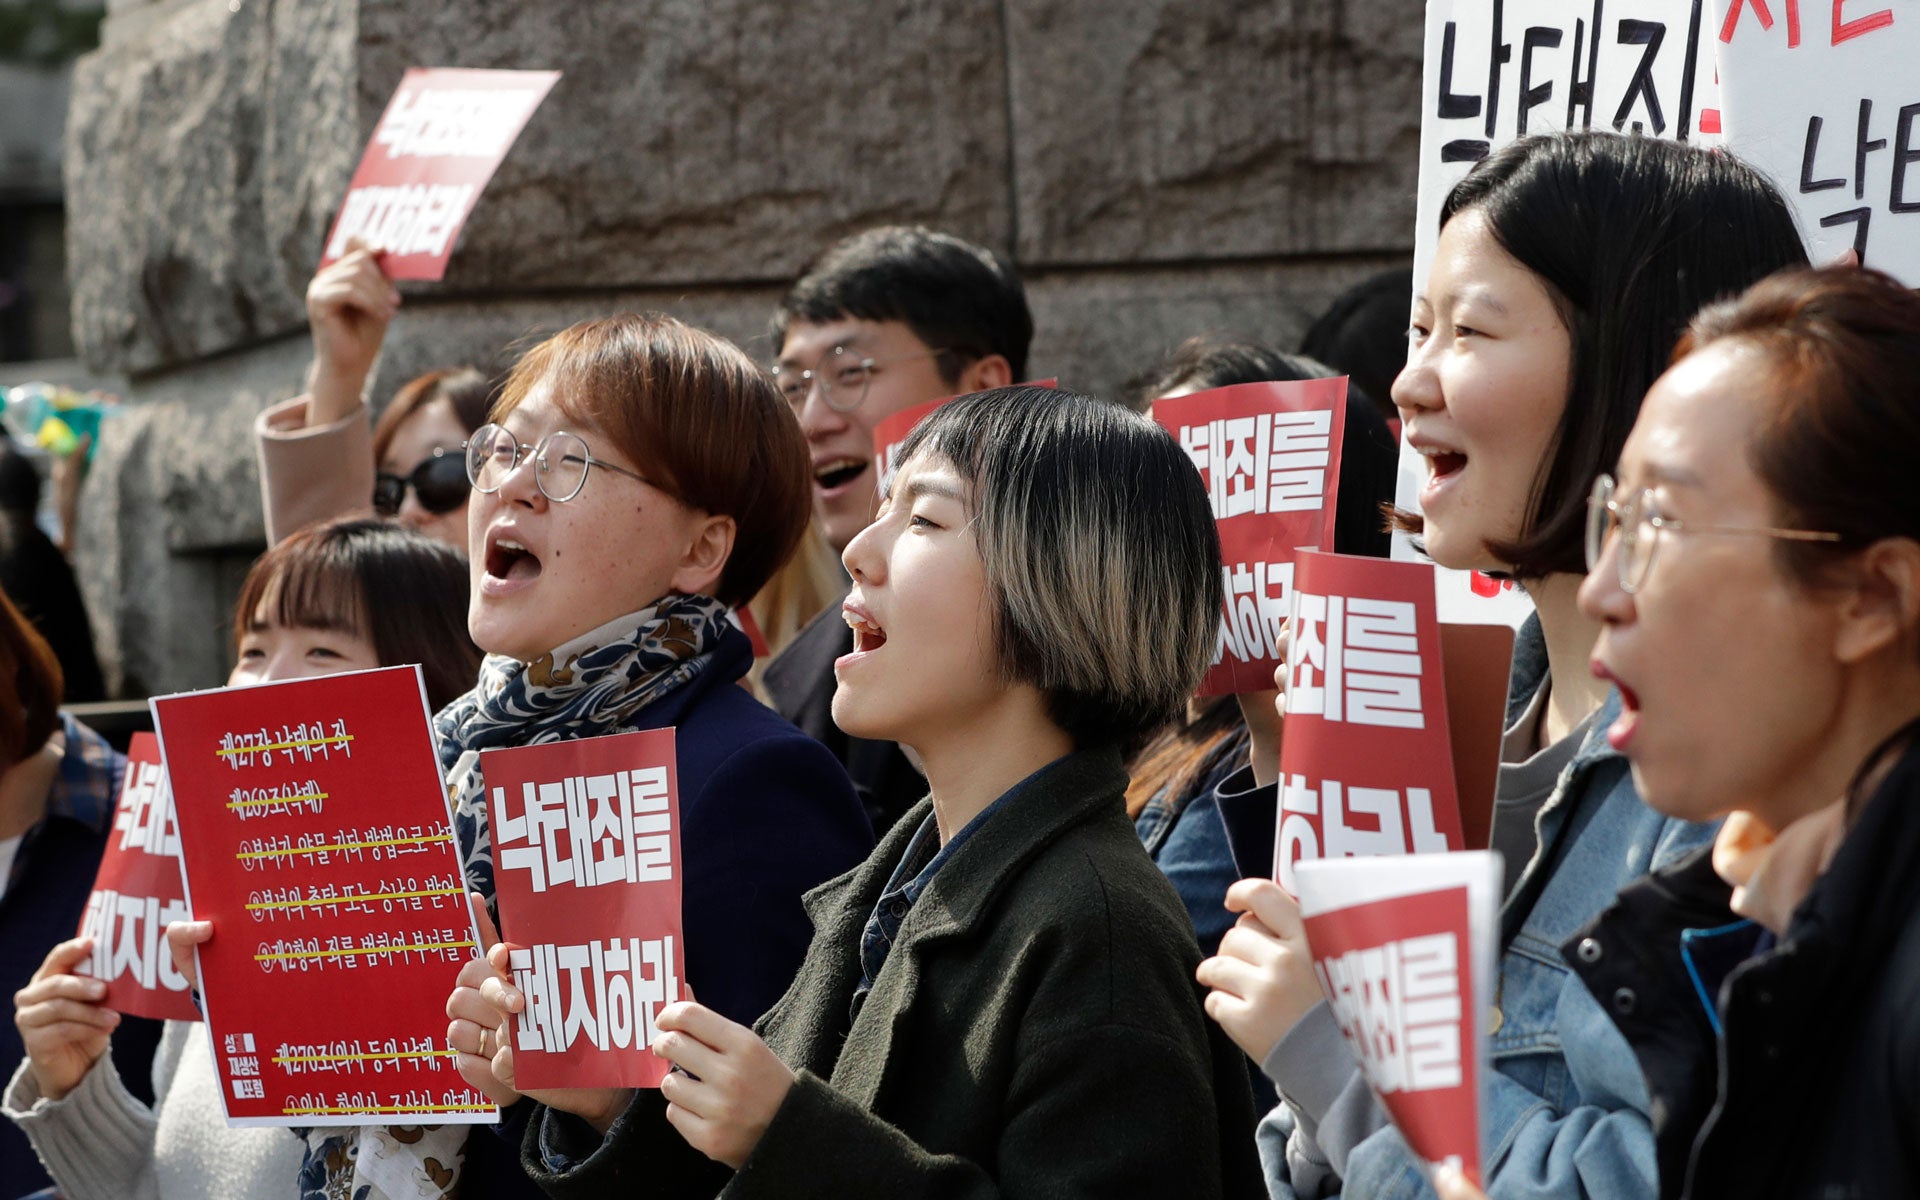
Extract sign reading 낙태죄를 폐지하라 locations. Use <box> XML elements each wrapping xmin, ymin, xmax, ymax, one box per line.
<box><xmin>76</xmin><ymin>733</ymin><xmax>199</xmax><ymax>1022</ymax></box>
<box><xmin>1295</xmin><ymin>851</ymin><xmax>1503</xmax><ymax>1190</ymax></box>
<box><xmin>1153</xmin><ymin>379</ymin><xmax>1347</xmax><ymax>696</ymax></box>
<box><xmin>484</xmin><ymin>728</ymin><xmax>686</xmax><ymax>1091</ymax></box>
<box><xmin>320</xmin><ymin>67</ymin><xmax>560</xmax><ymax>280</ymax></box>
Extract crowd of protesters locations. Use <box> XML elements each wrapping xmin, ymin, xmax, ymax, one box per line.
<box><xmin>4</xmin><ymin>126</ymin><xmax>1920</xmax><ymax>1200</ymax></box>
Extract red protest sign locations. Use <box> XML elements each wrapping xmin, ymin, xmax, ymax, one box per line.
<box><xmin>1295</xmin><ymin>852</ymin><xmax>1500</xmax><ymax>1188</ymax></box>
<box><xmin>1274</xmin><ymin>551</ymin><xmax>1464</xmax><ymax>893</ymax></box>
<box><xmin>871</xmin><ymin>379</ymin><xmax>1059</xmax><ymax>499</ymax></box>
<box><xmin>320</xmin><ymin>67</ymin><xmax>560</xmax><ymax>280</ymax></box>
<box><xmin>483</xmin><ymin>729</ymin><xmax>684</xmax><ymax>1091</ymax></box>
<box><xmin>76</xmin><ymin>733</ymin><xmax>198</xmax><ymax>1022</ymax></box>
<box><xmin>1155</xmin><ymin>380</ymin><xmax>1347</xmax><ymax>695</ymax></box>
<box><xmin>151</xmin><ymin>667</ymin><xmax>494</xmax><ymax>1126</ymax></box>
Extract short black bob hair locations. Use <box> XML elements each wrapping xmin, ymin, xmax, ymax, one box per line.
<box><xmin>892</xmin><ymin>386</ymin><xmax>1221</xmax><ymax>755</ymax></box>
<box><xmin>771</xmin><ymin>225</ymin><xmax>1033</xmax><ymax>383</ymax></box>
<box><xmin>1427</xmin><ymin>131</ymin><xmax>1808</xmax><ymax>578</ymax></box>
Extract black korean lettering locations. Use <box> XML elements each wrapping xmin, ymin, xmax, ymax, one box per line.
<box><xmin>1484</xmin><ymin>0</ymin><xmax>1511</xmax><ymax>139</ymax></box>
<box><xmin>1437</xmin><ymin>22</ymin><xmax>1482</xmax><ymax>119</ymax></box>
<box><xmin>1802</xmin><ymin>116</ymin><xmax>1847</xmax><ymax>192</ymax></box>
<box><xmin>1820</xmin><ymin>207</ymin><xmax>1872</xmax><ymax>261</ymax></box>
<box><xmin>1611</xmin><ymin>20</ymin><xmax>1667</xmax><ymax>135</ymax></box>
<box><xmin>1517</xmin><ymin>27</ymin><xmax>1563</xmax><ymax>136</ymax></box>
<box><xmin>1891</xmin><ymin>102</ymin><xmax>1920</xmax><ymax>214</ymax></box>
<box><xmin>1854</xmin><ymin>99</ymin><xmax>1887</xmax><ymax>202</ymax></box>
<box><xmin>1566</xmin><ymin>0</ymin><xmax>1603</xmax><ymax>130</ymax></box>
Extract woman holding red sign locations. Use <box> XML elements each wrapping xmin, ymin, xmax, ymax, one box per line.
<box><xmin>1197</xmin><ymin>131</ymin><xmax>1810</xmax><ymax>1200</ymax></box>
<box><xmin>5</xmin><ymin>518</ymin><xmax>477</xmax><ymax>1200</ymax></box>
<box><xmin>448</xmin><ymin>386</ymin><xmax>1263</xmax><ymax>1197</ymax></box>
<box><xmin>1574</xmin><ymin>266</ymin><xmax>1920</xmax><ymax>1197</ymax></box>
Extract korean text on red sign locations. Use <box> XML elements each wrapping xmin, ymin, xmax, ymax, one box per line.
<box><xmin>320</xmin><ymin>67</ymin><xmax>560</xmax><ymax>280</ymax></box>
<box><xmin>151</xmin><ymin>666</ymin><xmax>495</xmax><ymax>1127</ymax></box>
<box><xmin>485</xmin><ymin>728</ymin><xmax>685</xmax><ymax>1090</ymax></box>
<box><xmin>1274</xmin><ymin>551</ymin><xmax>1466</xmax><ymax>894</ymax></box>
<box><xmin>1153</xmin><ymin>379</ymin><xmax>1347</xmax><ymax>695</ymax></box>
<box><xmin>77</xmin><ymin>733</ymin><xmax>198</xmax><ymax>1022</ymax></box>
<box><xmin>1295</xmin><ymin>852</ymin><xmax>1501</xmax><ymax>1189</ymax></box>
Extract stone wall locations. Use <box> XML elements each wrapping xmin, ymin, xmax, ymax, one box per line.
<box><xmin>67</xmin><ymin>0</ymin><xmax>1422</xmax><ymax>695</ymax></box>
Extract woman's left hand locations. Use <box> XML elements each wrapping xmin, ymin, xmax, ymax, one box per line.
<box><xmin>1196</xmin><ymin>877</ymin><xmax>1324</xmax><ymax>1062</ymax></box>
<box><xmin>652</xmin><ymin>1001</ymin><xmax>793</xmax><ymax>1169</ymax></box>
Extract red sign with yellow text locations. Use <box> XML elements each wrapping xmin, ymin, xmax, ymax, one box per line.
<box><xmin>484</xmin><ymin>729</ymin><xmax>684</xmax><ymax>1090</ymax></box>
<box><xmin>152</xmin><ymin>667</ymin><xmax>494</xmax><ymax>1127</ymax></box>
<box><xmin>1274</xmin><ymin>551</ymin><xmax>1464</xmax><ymax>893</ymax></box>
<box><xmin>320</xmin><ymin>67</ymin><xmax>560</xmax><ymax>280</ymax></box>
<box><xmin>1154</xmin><ymin>379</ymin><xmax>1347</xmax><ymax>695</ymax></box>
<box><xmin>76</xmin><ymin>733</ymin><xmax>198</xmax><ymax>1022</ymax></box>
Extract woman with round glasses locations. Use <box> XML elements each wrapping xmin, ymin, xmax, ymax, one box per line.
<box><xmin>254</xmin><ymin>310</ymin><xmax>873</xmax><ymax>1200</ymax></box>
<box><xmin>1197</xmin><ymin>131</ymin><xmax>1810</xmax><ymax>1200</ymax></box>
<box><xmin>256</xmin><ymin>238</ymin><xmax>493</xmax><ymax>548</ymax></box>
<box><xmin>1564</xmin><ymin>265</ymin><xmax>1920</xmax><ymax>1198</ymax></box>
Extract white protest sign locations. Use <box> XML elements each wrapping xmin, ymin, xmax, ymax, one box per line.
<box><xmin>1714</xmin><ymin>0</ymin><xmax>1919</xmax><ymax>280</ymax></box>
<box><xmin>1401</xmin><ymin>1</ymin><xmax>1724</xmax><ymax>624</ymax></box>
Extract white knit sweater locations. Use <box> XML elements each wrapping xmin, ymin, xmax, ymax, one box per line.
<box><xmin>3</xmin><ymin>1018</ymin><xmax>302</xmax><ymax>1200</ymax></box>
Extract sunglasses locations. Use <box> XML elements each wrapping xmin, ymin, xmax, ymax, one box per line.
<box><xmin>373</xmin><ymin>446</ymin><xmax>470</xmax><ymax>517</ymax></box>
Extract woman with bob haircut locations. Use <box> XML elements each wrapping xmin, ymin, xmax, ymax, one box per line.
<box><xmin>1195</xmin><ymin>130</ymin><xmax>1808</xmax><ymax>1200</ymax></box>
<box><xmin>7</xmin><ymin>517</ymin><xmax>477</xmax><ymax>1200</ymax></box>
<box><xmin>450</xmin><ymin>385</ymin><xmax>1263</xmax><ymax>1198</ymax></box>
<box><xmin>1562</xmin><ymin>266</ymin><xmax>1920</xmax><ymax>1198</ymax></box>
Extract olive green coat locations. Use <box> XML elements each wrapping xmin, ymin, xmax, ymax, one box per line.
<box><xmin>525</xmin><ymin>746</ymin><xmax>1262</xmax><ymax>1199</ymax></box>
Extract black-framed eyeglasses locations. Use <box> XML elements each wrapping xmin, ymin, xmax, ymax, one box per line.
<box><xmin>1585</xmin><ymin>473</ymin><xmax>1843</xmax><ymax>595</ymax></box>
<box><xmin>464</xmin><ymin>423</ymin><xmax>651</xmax><ymax>504</ymax></box>
<box><xmin>770</xmin><ymin>345</ymin><xmax>953</xmax><ymax>413</ymax></box>
<box><xmin>373</xmin><ymin>446</ymin><xmax>469</xmax><ymax>516</ymax></box>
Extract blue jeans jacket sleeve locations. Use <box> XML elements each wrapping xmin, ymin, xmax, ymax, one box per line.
<box><xmin>1261</xmin><ymin>689</ymin><xmax>1718</xmax><ymax>1200</ymax></box>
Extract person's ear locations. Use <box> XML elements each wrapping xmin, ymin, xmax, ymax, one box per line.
<box><xmin>957</xmin><ymin>354</ymin><xmax>1014</xmax><ymax>394</ymax></box>
<box><xmin>671</xmin><ymin>512</ymin><xmax>737</xmax><ymax>599</ymax></box>
<box><xmin>1832</xmin><ymin>537</ymin><xmax>1920</xmax><ymax>666</ymax></box>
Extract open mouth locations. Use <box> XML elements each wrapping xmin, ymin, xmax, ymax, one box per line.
<box><xmin>843</xmin><ymin>609</ymin><xmax>887</xmax><ymax>653</ymax></box>
<box><xmin>1425</xmin><ymin>449</ymin><xmax>1468</xmax><ymax>479</ymax></box>
<box><xmin>815</xmin><ymin>457</ymin><xmax>869</xmax><ymax>492</ymax></box>
<box><xmin>485</xmin><ymin>536</ymin><xmax>542</xmax><ymax>584</ymax></box>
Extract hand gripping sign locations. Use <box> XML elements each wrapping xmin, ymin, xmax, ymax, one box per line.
<box><xmin>320</xmin><ymin>67</ymin><xmax>560</xmax><ymax>280</ymax></box>
<box><xmin>1153</xmin><ymin>379</ymin><xmax>1348</xmax><ymax>695</ymax></box>
<box><xmin>76</xmin><ymin>733</ymin><xmax>198</xmax><ymax>1022</ymax></box>
<box><xmin>484</xmin><ymin>728</ymin><xmax>684</xmax><ymax>1090</ymax></box>
<box><xmin>1714</xmin><ymin>0</ymin><xmax>1920</xmax><ymax>279</ymax></box>
<box><xmin>152</xmin><ymin>666</ymin><xmax>495</xmax><ymax>1127</ymax></box>
<box><xmin>1275</xmin><ymin>552</ymin><xmax>1468</xmax><ymax>894</ymax></box>
<box><xmin>1294</xmin><ymin>851</ymin><xmax>1503</xmax><ymax>1190</ymax></box>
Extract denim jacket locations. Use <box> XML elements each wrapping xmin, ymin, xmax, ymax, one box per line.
<box><xmin>1253</xmin><ymin>619</ymin><xmax>1720</xmax><ymax>1199</ymax></box>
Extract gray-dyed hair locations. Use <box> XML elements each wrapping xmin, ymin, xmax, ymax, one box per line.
<box><xmin>893</xmin><ymin>386</ymin><xmax>1222</xmax><ymax>753</ymax></box>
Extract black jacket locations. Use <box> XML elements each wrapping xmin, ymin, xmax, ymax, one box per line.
<box><xmin>762</xmin><ymin>599</ymin><xmax>927</xmax><ymax>837</ymax></box>
<box><xmin>1570</xmin><ymin>732</ymin><xmax>1920</xmax><ymax>1199</ymax></box>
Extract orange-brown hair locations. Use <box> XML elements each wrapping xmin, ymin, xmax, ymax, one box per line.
<box><xmin>371</xmin><ymin>367</ymin><xmax>493</xmax><ymax>465</ymax></box>
<box><xmin>0</xmin><ymin>588</ymin><xmax>63</xmax><ymax>768</ymax></box>
<box><xmin>1677</xmin><ymin>266</ymin><xmax>1920</xmax><ymax>586</ymax></box>
<box><xmin>490</xmin><ymin>313</ymin><xmax>812</xmax><ymax>608</ymax></box>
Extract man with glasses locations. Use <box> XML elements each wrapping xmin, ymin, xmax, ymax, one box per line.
<box><xmin>763</xmin><ymin>226</ymin><xmax>1033</xmax><ymax>835</ymax></box>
